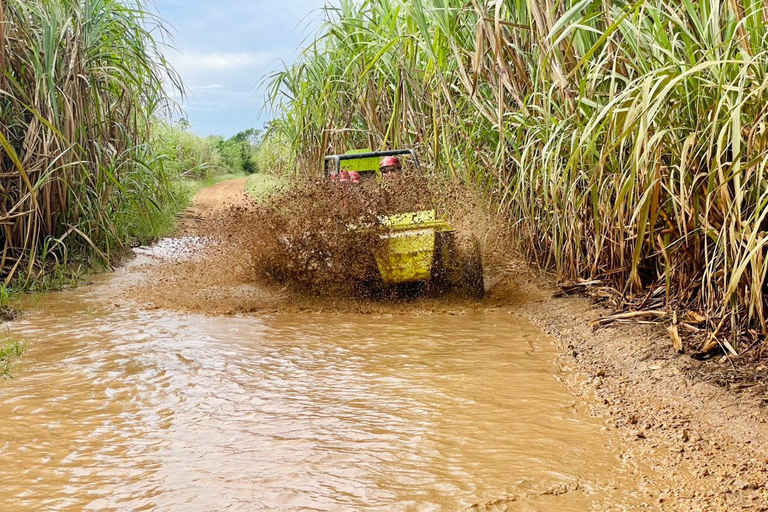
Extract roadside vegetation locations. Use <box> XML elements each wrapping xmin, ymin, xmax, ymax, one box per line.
<box><xmin>152</xmin><ymin>122</ymin><xmax>264</xmax><ymax>180</ymax></box>
<box><xmin>0</xmin><ymin>0</ymin><xmax>180</xmax><ymax>289</ymax></box>
<box><xmin>216</xmin><ymin>128</ymin><xmax>263</xmax><ymax>175</ymax></box>
<box><xmin>268</xmin><ymin>0</ymin><xmax>768</xmax><ymax>356</ymax></box>
<box><xmin>255</xmin><ymin>130</ymin><xmax>293</xmax><ymax>177</ymax></box>
<box><xmin>0</xmin><ymin>336</ymin><xmax>24</xmax><ymax>378</ymax></box>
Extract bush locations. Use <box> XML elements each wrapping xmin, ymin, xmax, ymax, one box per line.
<box><xmin>256</xmin><ymin>131</ymin><xmax>292</xmax><ymax>176</ymax></box>
<box><xmin>152</xmin><ymin>122</ymin><xmax>226</xmax><ymax>180</ymax></box>
<box><xmin>217</xmin><ymin>128</ymin><xmax>263</xmax><ymax>174</ymax></box>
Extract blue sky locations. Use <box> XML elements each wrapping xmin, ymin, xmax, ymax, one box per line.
<box><xmin>155</xmin><ymin>0</ymin><xmax>329</xmax><ymax>137</ymax></box>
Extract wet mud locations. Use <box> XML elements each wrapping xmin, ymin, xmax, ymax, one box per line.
<box><xmin>505</xmin><ymin>269</ymin><xmax>768</xmax><ymax>511</ymax></box>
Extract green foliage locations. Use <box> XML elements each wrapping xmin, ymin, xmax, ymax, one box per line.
<box><xmin>0</xmin><ymin>286</ymin><xmax>11</xmax><ymax>310</ymax></box>
<box><xmin>256</xmin><ymin>129</ymin><xmax>293</xmax><ymax>177</ymax></box>
<box><xmin>269</xmin><ymin>0</ymin><xmax>768</xmax><ymax>348</ymax></box>
<box><xmin>216</xmin><ymin>128</ymin><xmax>263</xmax><ymax>175</ymax></box>
<box><xmin>0</xmin><ymin>0</ymin><xmax>182</xmax><ymax>286</ymax></box>
<box><xmin>151</xmin><ymin>122</ymin><xmax>226</xmax><ymax>180</ymax></box>
<box><xmin>151</xmin><ymin>123</ymin><xmax>263</xmax><ymax>181</ymax></box>
<box><xmin>0</xmin><ymin>337</ymin><xmax>24</xmax><ymax>378</ymax></box>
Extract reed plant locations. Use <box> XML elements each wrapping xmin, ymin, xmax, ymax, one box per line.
<box><xmin>269</xmin><ymin>0</ymin><xmax>768</xmax><ymax>351</ymax></box>
<box><xmin>0</xmin><ymin>0</ymin><xmax>181</xmax><ymax>286</ymax></box>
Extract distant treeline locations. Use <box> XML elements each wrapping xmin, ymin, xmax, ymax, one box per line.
<box><xmin>153</xmin><ymin>123</ymin><xmax>265</xmax><ymax>178</ymax></box>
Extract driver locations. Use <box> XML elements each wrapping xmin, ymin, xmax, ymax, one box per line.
<box><xmin>379</xmin><ymin>156</ymin><xmax>402</xmax><ymax>177</ymax></box>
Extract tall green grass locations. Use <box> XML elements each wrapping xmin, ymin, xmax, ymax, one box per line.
<box><xmin>269</xmin><ymin>0</ymin><xmax>768</xmax><ymax>350</ymax></box>
<box><xmin>0</xmin><ymin>336</ymin><xmax>24</xmax><ymax>378</ymax></box>
<box><xmin>152</xmin><ymin>122</ymin><xmax>266</xmax><ymax>181</ymax></box>
<box><xmin>152</xmin><ymin>122</ymin><xmax>228</xmax><ymax>180</ymax></box>
<box><xmin>0</xmin><ymin>0</ymin><xmax>181</xmax><ymax>286</ymax></box>
<box><xmin>256</xmin><ymin>130</ymin><xmax>293</xmax><ymax>177</ymax></box>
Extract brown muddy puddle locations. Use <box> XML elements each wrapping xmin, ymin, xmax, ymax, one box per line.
<box><xmin>0</xmin><ymin>260</ymin><xmax>644</xmax><ymax>511</ymax></box>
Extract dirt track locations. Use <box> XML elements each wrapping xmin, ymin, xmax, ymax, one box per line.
<box><xmin>506</xmin><ymin>275</ymin><xmax>768</xmax><ymax>511</ymax></box>
<box><xmin>131</xmin><ymin>179</ymin><xmax>768</xmax><ymax>510</ymax></box>
<box><xmin>189</xmin><ymin>177</ymin><xmax>249</xmax><ymax>212</ymax></box>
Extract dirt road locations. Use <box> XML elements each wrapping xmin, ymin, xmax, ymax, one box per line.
<box><xmin>130</xmin><ymin>179</ymin><xmax>768</xmax><ymax>509</ymax></box>
<box><xmin>189</xmin><ymin>177</ymin><xmax>249</xmax><ymax>213</ymax></box>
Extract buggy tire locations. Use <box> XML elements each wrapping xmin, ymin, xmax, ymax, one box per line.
<box><xmin>461</xmin><ymin>238</ymin><xmax>485</xmax><ymax>299</ymax></box>
<box><xmin>430</xmin><ymin>231</ymin><xmax>458</xmax><ymax>291</ymax></box>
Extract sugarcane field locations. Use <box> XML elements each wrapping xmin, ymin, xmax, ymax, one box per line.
<box><xmin>3</xmin><ymin>1</ymin><xmax>768</xmax><ymax>510</ymax></box>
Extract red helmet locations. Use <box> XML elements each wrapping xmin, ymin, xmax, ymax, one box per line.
<box><xmin>380</xmin><ymin>156</ymin><xmax>401</xmax><ymax>168</ymax></box>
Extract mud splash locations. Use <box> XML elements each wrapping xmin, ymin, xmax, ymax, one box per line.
<box><xmin>126</xmin><ymin>173</ymin><xmax>508</xmax><ymax>314</ymax></box>
<box><xmin>234</xmin><ymin>172</ymin><xmax>487</xmax><ymax>295</ymax></box>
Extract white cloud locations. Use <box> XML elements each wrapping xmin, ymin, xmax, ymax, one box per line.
<box><xmin>193</xmin><ymin>84</ymin><xmax>224</xmax><ymax>90</ymax></box>
<box><xmin>171</xmin><ymin>52</ymin><xmax>276</xmax><ymax>74</ymax></box>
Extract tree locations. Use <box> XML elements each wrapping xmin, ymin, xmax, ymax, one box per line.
<box><xmin>217</xmin><ymin>128</ymin><xmax>263</xmax><ymax>174</ymax></box>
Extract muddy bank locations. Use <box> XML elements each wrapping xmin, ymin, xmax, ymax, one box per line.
<box><xmin>502</xmin><ymin>269</ymin><xmax>768</xmax><ymax>511</ymax></box>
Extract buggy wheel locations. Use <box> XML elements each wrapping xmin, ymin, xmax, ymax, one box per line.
<box><xmin>430</xmin><ymin>231</ymin><xmax>458</xmax><ymax>293</ymax></box>
<box><xmin>394</xmin><ymin>280</ymin><xmax>426</xmax><ymax>300</ymax></box>
<box><xmin>461</xmin><ymin>238</ymin><xmax>484</xmax><ymax>299</ymax></box>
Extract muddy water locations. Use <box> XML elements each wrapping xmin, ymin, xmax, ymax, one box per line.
<box><xmin>0</xmin><ymin>273</ymin><xmax>640</xmax><ymax>511</ymax></box>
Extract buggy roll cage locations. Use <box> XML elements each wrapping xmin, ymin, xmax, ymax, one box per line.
<box><xmin>323</xmin><ymin>149</ymin><xmax>421</xmax><ymax>176</ymax></box>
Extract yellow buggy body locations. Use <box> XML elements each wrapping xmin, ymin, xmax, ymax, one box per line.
<box><xmin>376</xmin><ymin>210</ymin><xmax>451</xmax><ymax>284</ymax></box>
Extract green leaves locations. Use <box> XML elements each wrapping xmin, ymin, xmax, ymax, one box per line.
<box><xmin>0</xmin><ymin>0</ymin><xmax>180</xmax><ymax>281</ymax></box>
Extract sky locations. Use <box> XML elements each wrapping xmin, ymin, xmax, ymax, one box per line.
<box><xmin>154</xmin><ymin>0</ymin><xmax>329</xmax><ymax>137</ymax></box>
